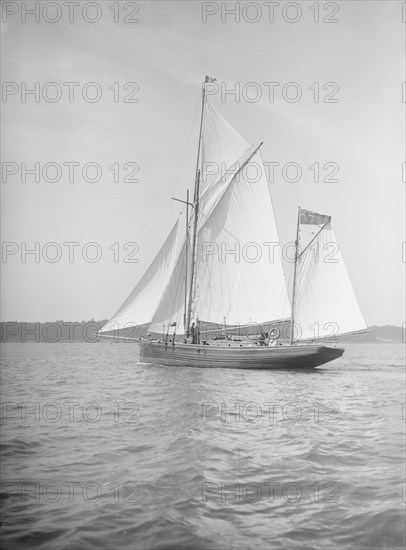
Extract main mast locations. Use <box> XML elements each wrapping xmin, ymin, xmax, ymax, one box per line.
<box><xmin>184</xmin><ymin>189</ymin><xmax>189</xmax><ymax>329</ymax></box>
<box><xmin>185</xmin><ymin>79</ymin><xmax>207</xmax><ymax>333</ymax></box>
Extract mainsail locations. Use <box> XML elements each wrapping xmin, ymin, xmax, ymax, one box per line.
<box><xmin>193</xmin><ymin>158</ymin><xmax>291</xmax><ymax>325</ymax></box>
<box><xmin>144</xmin><ymin>101</ymin><xmax>290</xmax><ymax>333</ymax></box>
<box><xmin>293</xmin><ymin>210</ymin><xmax>366</xmax><ymax>340</ymax></box>
<box><xmin>191</xmin><ymin>103</ymin><xmax>291</xmax><ymax>327</ymax></box>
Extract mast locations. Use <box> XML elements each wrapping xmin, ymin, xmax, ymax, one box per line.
<box><xmin>186</xmin><ymin>79</ymin><xmax>206</xmax><ymax>332</ymax></box>
<box><xmin>290</xmin><ymin>207</ymin><xmax>301</xmax><ymax>344</ymax></box>
<box><xmin>184</xmin><ymin>189</ymin><xmax>189</xmax><ymax>330</ymax></box>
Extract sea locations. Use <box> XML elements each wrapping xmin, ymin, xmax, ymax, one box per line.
<box><xmin>0</xmin><ymin>342</ymin><xmax>405</xmax><ymax>550</ymax></box>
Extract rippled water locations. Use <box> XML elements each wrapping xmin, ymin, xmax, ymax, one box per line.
<box><xmin>1</xmin><ymin>343</ymin><xmax>405</xmax><ymax>549</ymax></box>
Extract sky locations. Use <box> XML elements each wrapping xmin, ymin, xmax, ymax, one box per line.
<box><xmin>1</xmin><ymin>0</ymin><xmax>405</xmax><ymax>326</ymax></box>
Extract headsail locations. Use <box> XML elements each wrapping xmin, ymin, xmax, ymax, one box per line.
<box><xmin>293</xmin><ymin>210</ymin><xmax>366</xmax><ymax>340</ymax></box>
<box><xmin>99</xmin><ymin>219</ymin><xmax>182</xmax><ymax>333</ymax></box>
<box><xmin>148</xmin><ymin>238</ymin><xmax>191</xmax><ymax>334</ymax></box>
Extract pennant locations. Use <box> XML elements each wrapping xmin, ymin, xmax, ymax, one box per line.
<box><xmin>300</xmin><ymin>210</ymin><xmax>331</xmax><ymax>225</ymax></box>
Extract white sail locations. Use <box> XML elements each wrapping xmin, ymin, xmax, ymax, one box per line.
<box><xmin>99</xmin><ymin>219</ymin><xmax>181</xmax><ymax>333</ymax></box>
<box><xmin>148</xmin><ymin>238</ymin><xmax>190</xmax><ymax>334</ymax></box>
<box><xmin>198</xmin><ymin>143</ymin><xmax>259</xmax><ymax>230</ymax></box>
<box><xmin>294</xmin><ymin>220</ymin><xmax>366</xmax><ymax>340</ymax></box>
<box><xmin>192</xmin><ymin>148</ymin><xmax>291</xmax><ymax>326</ymax></box>
<box><xmin>200</xmin><ymin>102</ymin><xmax>251</xmax><ymax>196</ymax></box>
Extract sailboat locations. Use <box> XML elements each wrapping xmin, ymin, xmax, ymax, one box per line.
<box><xmin>99</xmin><ymin>77</ymin><xmax>367</xmax><ymax>369</ymax></box>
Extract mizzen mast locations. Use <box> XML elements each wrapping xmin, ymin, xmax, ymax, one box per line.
<box><xmin>290</xmin><ymin>207</ymin><xmax>301</xmax><ymax>344</ymax></box>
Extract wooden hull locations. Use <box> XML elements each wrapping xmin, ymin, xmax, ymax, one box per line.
<box><xmin>139</xmin><ymin>339</ymin><xmax>344</xmax><ymax>369</ymax></box>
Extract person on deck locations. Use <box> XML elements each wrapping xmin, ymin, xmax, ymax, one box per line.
<box><xmin>195</xmin><ymin>320</ymin><xmax>201</xmax><ymax>344</ymax></box>
<box><xmin>190</xmin><ymin>322</ymin><xmax>196</xmax><ymax>344</ymax></box>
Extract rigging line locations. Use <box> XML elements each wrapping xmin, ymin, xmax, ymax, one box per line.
<box><xmin>173</xmin><ymin>98</ymin><xmax>201</xmax><ymax>179</ymax></box>
<box><xmin>138</xmin><ymin>96</ymin><xmax>201</xmax><ymax>247</ymax></box>
<box><xmin>169</xmin><ymin>103</ymin><xmax>201</xmax><ymax>222</ymax></box>
<box><xmin>101</xmin><ymin>99</ymin><xmax>200</xmax><ymax>321</ymax></box>
<box><xmin>114</xmin><ymin>96</ymin><xmax>199</xmax><ymax>285</ymax></box>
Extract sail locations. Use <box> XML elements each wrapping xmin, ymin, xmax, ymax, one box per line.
<box><xmin>148</xmin><ymin>238</ymin><xmax>191</xmax><ymax>334</ymax></box>
<box><xmin>200</xmin><ymin>102</ymin><xmax>251</xmax><ymax>196</ymax></box>
<box><xmin>192</xmin><ymin>149</ymin><xmax>291</xmax><ymax>326</ymax></box>
<box><xmin>99</xmin><ymin>219</ymin><xmax>181</xmax><ymax>333</ymax></box>
<box><xmin>294</xmin><ymin>219</ymin><xmax>366</xmax><ymax>340</ymax></box>
<box><xmin>198</xmin><ymin>143</ymin><xmax>260</xmax><ymax>230</ymax></box>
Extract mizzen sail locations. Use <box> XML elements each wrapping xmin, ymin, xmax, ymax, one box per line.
<box><xmin>293</xmin><ymin>212</ymin><xmax>366</xmax><ymax>340</ymax></box>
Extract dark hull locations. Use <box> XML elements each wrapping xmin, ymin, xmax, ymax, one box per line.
<box><xmin>139</xmin><ymin>339</ymin><xmax>344</xmax><ymax>369</ymax></box>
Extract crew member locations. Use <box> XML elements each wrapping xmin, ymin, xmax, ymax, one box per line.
<box><xmin>195</xmin><ymin>320</ymin><xmax>201</xmax><ymax>344</ymax></box>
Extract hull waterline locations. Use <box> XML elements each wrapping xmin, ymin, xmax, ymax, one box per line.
<box><xmin>139</xmin><ymin>339</ymin><xmax>344</xmax><ymax>369</ymax></box>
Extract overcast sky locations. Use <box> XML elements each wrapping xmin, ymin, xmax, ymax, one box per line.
<box><xmin>1</xmin><ymin>0</ymin><xmax>404</xmax><ymax>326</ymax></box>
